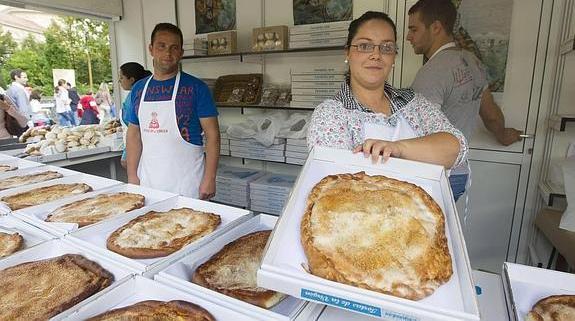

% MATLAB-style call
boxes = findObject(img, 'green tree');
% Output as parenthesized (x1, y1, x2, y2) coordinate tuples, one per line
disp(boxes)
(0, 27, 17, 88)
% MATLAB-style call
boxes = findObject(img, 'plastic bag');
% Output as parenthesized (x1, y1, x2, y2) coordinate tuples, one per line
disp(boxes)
(277, 112, 310, 139)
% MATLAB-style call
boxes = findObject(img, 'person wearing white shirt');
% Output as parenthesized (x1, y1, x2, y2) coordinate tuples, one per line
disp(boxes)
(54, 79, 76, 126)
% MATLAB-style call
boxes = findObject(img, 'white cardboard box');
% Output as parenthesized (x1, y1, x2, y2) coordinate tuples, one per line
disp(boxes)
(0, 173, 120, 215)
(231, 145, 286, 156)
(291, 81, 343, 89)
(289, 21, 350, 35)
(286, 157, 306, 165)
(230, 140, 286, 150)
(0, 164, 78, 181)
(292, 88, 340, 96)
(66, 196, 252, 276)
(290, 30, 348, 42)
(59, 275, 258, 321)
(286, 144, 309, 153)
(0, 215, 54, 255)
(258, 147, 480, 321)
(287, 138, 308, 146)
(502, 262, 575, 321)
(291, 74, 346, 82)
(472, 270, 510, 321)
(0, 157, 43, 172)
(156, 214, 314, 320)
(231, 151, 286, 163)
(0, 238, 136, 321)
(12, 183, 175, 236)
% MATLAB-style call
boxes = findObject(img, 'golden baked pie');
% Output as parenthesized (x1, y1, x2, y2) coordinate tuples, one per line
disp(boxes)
(526, 295, 575, 321)
(0, 232, 23, 257)
(45, 192, 145, 227)
(0, 165, 17, 173)
(0, 170, 63, 190)
(107, 208, 221, 259)
(301, 172, 452, 300)
(86, 300, 216, 321)
(1, 183, 93, 210)
(192, 230, 286, 308)
(0, 254, 114, 321)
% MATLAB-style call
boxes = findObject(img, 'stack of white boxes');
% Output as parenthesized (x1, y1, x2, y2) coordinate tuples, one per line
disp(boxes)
(290, 66, 346, 109)
(212, 166, 265, 208)
(288, 20, 350, 49)
(250, 173, 296, 215)
(203, 128, 230, 156)
(285, 138, 309, 165)
(183, 37, 207, 56)
(229, 138, 286, 163)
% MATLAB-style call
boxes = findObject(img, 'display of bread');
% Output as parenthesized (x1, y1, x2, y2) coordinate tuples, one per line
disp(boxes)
(1, 183, 93, 210)
(0, 164, 17, 173)
(22, 124, 116, 156)
(0, 170, 63, 190)
(45, 192, 145, 227)
(301, 172, 453, 300)
(107, 208, 221, 259)
(0, 232, 23, 257)
(192, 230, 286, 309)
(526, 295, 575, 321)
(0, 254, 114, 321)
(85, 300, 216, 321)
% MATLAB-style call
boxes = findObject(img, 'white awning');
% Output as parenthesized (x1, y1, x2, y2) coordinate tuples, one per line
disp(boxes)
(0, 0, 123, 20)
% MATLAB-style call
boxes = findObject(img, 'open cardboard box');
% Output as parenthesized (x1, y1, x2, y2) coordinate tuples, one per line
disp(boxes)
(66, 195, 252, 276)
(502, 262, 575, 321)
(258, 147, 480, 320)
(0, 215, 55, 255)
(156, 214, 316, 321)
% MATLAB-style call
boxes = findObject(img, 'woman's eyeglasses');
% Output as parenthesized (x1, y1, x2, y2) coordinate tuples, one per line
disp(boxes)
(349, 42, 398, 55)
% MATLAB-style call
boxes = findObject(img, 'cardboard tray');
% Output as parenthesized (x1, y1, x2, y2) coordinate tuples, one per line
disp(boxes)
(0, 215, 55, 257)
(0, 156, 43, 172)
(66, 196, 252, 276)
(155, 214, 314, 320)
(502, 262, 575, 321)
(59, 275, 259, 321)
(0, 173, 120, 215)
(12, 183, 175, 236)
(0, 163, 78, 181)
(258, 147, 480, 321)
(0, 238, 137, 321)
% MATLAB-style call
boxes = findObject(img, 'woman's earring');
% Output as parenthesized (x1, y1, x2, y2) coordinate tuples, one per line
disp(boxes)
(344, 58, 349, 64)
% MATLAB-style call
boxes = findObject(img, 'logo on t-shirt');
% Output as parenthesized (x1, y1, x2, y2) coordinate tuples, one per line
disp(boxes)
(149, 112, 160, 129)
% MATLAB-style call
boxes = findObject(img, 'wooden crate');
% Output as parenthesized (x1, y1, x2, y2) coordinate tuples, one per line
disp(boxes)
(251, 25, 288, 52)
(207, 31, 237, 55)
(214, 74, 263, 106)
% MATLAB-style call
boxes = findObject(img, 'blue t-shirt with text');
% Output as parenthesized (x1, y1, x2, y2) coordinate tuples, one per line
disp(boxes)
(125, 72, 217, 146)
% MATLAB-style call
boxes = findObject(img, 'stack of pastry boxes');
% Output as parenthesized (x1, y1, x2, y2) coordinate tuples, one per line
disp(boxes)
(257, 146, 482, 320)
(289, 20, 350, 49)
(183, 37, 207, 56)
(230, 137, 286, 162)
(203, 128, 230, 156)
(212, 165, 265, 208)
(249, 172, 296, 215)
(285, 138, 309, 165)
(290, 66, 346, 109)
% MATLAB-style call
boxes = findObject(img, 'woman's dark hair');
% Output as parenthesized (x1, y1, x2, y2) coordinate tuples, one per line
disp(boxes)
(151, 23, 183, 48)
(120, 62, 152, 82)
(30, 89, 42, 101)
(408, 0, 456, 36)
(346, 11, 397, 47)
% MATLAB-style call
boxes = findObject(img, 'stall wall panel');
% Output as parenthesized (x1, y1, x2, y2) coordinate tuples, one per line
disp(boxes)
(0, 0, 122, 19)
(141, 0, 177, 70)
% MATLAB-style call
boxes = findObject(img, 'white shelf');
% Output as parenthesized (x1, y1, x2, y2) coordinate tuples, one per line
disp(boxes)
(538, 180, 566, 206)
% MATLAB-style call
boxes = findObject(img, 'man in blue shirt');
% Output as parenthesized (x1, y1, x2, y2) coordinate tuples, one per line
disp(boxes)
(6, 69, 33, 122)
(125, 23, 220, 199)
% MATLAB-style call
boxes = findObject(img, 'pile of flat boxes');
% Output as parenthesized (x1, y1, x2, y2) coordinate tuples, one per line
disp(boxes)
(249, 173, 296, 215)
(288, 20, 350, 50)
(212, 166, 264, 208)
(290, 66, 346, 109)
(285, 138, 309, 165)
(229, 138, 286, 163)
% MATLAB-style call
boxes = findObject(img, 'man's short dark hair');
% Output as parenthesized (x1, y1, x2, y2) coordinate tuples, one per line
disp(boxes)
(151, 23, 183, 48)
(9, 69, 24, 81)
(408, 0, 457, 35)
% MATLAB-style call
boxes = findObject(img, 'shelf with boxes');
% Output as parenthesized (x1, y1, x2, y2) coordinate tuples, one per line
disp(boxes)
(182, 45, 345, 61)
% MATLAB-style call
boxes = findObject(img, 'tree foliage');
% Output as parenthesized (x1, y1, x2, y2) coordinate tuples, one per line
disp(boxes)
(0, 16, 111, 95)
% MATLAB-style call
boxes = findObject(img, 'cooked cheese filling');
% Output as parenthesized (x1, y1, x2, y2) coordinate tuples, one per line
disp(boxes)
(48, 193, 142, 223)
(208, 260, 262, 291)
(114, 211, 214, 249)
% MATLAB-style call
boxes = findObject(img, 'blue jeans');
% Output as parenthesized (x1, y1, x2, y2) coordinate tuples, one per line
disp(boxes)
(58, 111, 76, 126)
(449, 174, 469, 202)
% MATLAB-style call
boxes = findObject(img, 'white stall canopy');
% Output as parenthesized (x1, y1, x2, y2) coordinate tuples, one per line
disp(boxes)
(0, 0, 122, 20)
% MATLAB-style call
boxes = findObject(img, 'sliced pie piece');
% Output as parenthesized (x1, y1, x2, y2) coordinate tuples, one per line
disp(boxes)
(0, 170, 63, 190)
(192, 230, 286, 309)
(45, 192, 145, 227)
(0, 165, 17, 173)
(526, 295, 575, 321)
(0, 254, 114, 321)
(85, 300, 216, 321)
(0, 232, 23, 257)
(1, 183, 92, 210)
(107, 208, 220, 259)
(301, 172, 453, 300)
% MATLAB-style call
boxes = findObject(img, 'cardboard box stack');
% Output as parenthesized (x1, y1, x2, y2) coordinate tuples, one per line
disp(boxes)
(249, 173, 296, 215)
(183, 37, 207, 56)
(229, 138, 286, 162)
(289, 21, 350, 49)
(285, 138, 309, 165)
(203, 127, 229, 156)
(290, 66, 346, 109)
(212, 166, 265, 208)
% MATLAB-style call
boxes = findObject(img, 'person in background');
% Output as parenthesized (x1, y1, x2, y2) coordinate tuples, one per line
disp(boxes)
(54, 79, 76, 126)
(78, 91, 100, 125)
(67, 83, 81, 125)
(125, 22, 220, 199)
(118, 62, 152, 168)
(5, 69, 33, 122)
(0, 86, 29, 139)
(29, 89, 51, 126)
(406, 0, 521, 200)
(95, 82, 113, 124)
(308, 11, 468, 170)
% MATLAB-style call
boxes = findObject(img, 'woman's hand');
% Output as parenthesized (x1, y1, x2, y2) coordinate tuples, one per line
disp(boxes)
(353, 139, 404, 163)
